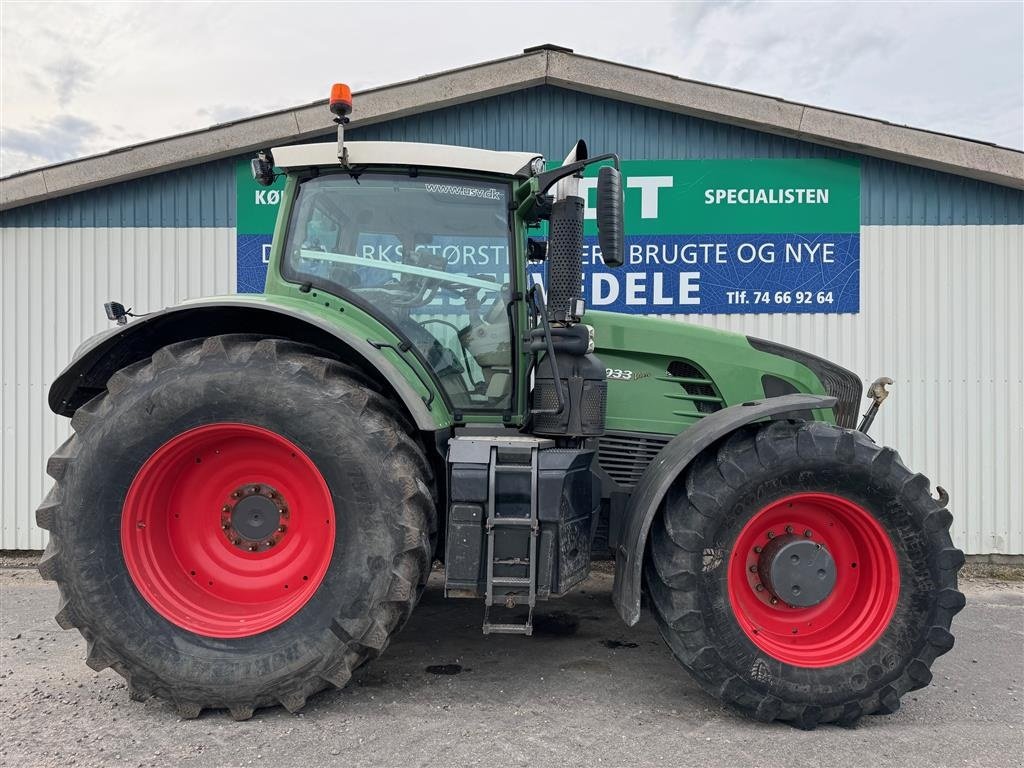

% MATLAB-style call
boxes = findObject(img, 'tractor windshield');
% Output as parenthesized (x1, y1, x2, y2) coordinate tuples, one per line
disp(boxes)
(281, 172, 515, 411)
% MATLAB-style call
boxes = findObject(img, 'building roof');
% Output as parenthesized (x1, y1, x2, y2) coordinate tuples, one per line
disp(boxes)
(3, 44, 1023, 210)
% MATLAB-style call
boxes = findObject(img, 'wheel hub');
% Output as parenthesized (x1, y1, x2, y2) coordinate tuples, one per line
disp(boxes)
(757, 534, 837, 607)
(727, 492, 900, 668)
(122, 423, 335, 638)
(222, 485, 287, 552)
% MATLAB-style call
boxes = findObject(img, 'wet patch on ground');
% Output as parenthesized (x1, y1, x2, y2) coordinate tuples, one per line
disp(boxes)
(601, 639, 639, 649)
(531, 611, 580, 636)
(425, 663, 463, 675)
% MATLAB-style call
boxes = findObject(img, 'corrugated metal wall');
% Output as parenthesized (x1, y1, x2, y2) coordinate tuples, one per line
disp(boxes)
(682, 225, 1023, 555)
(0, 158, 237, 228)
(1, 85, 1022, 553)
(0, 227, 235, 549)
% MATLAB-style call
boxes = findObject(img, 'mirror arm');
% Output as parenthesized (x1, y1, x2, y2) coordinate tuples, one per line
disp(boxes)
(534, 153, 620, 195)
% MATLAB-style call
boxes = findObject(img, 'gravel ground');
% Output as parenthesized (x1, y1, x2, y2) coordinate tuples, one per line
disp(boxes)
(1, 565, 1021, 768)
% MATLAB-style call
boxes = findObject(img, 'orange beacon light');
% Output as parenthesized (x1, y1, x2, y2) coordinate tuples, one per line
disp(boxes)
(329, 84, 352, 118)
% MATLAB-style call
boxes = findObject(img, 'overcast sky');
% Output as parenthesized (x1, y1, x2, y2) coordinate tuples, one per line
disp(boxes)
(1, 1, 1022, 176)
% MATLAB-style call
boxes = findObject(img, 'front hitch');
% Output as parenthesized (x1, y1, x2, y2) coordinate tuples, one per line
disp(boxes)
(857, 376, 894, 435)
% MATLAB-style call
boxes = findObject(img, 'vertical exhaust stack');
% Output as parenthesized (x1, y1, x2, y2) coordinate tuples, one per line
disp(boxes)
(545, 141, 588, 325)
(532, 140, 608, 438)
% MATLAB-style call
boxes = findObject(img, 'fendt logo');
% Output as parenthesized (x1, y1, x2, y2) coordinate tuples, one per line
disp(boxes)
(255, 190, 283, 205)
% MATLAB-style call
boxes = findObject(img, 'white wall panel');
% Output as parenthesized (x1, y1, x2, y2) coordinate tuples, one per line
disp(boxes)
(0, 227, 235, 550)
(675, 225, 1023, 555)
(1, 224, 1021, 554)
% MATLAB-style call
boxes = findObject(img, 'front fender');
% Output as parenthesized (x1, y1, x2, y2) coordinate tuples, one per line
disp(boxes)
(611, 393, 837, 626)
(49, 296, 448, 431)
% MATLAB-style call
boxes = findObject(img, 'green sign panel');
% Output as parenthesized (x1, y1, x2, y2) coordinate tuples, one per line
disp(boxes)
(576, 158, 860, 235)
(236, 161, 286, 234)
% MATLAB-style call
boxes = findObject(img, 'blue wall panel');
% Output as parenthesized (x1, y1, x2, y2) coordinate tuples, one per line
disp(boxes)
(350, 87, 1024, 226)
(1, 157, 236, 228)
(3, 86, 1022, 227)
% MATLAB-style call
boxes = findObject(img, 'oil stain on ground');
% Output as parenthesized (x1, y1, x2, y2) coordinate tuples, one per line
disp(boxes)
(425, 664, 463, 675)
(601, 639, 639, 649)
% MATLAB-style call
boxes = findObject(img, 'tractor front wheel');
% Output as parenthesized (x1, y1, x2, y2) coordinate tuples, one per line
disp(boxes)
(645, 419, 964, 728)
(36, 335, 436, 719)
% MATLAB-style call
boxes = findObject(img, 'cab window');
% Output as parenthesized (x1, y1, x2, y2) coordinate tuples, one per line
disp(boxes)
(282, 173, 515, 411)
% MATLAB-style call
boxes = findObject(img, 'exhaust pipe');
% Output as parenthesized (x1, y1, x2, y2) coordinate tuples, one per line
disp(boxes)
(546, 140, 588, 325)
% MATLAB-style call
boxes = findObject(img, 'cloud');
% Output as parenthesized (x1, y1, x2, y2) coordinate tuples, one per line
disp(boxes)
(1, 114, 102, 171)
(0, 1, 1021, 177)
(44, 56, 96, 103)
(659, 1, 1022, 148)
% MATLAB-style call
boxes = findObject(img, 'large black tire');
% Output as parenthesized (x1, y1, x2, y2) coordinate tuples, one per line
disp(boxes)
(645, 419, 965, 729)
(36, 335, 437, 719)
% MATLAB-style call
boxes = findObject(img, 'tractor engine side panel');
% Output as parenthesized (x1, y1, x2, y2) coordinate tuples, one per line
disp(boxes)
(586, 310, 836, 437)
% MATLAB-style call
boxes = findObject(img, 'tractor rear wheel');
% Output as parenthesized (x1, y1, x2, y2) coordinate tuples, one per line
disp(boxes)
(36, 335, 436, 719)
(645, 419, 964, 729)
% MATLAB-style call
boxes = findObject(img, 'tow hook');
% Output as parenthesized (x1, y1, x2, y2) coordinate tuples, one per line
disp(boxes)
(857, 376, 894, 435)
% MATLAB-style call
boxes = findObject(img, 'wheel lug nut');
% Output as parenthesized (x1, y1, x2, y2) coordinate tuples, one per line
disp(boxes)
(749, 564, 757, 573)
(804, 529, 812, 538)
(251, 486, 260, 494)
(785, 525, 793, 534)
(278, 525, 287, 533)
(770, 597, 779, 605)
(753, 546, 762, 554)
(231, 491, 241, 499)
(766, 531, 775, 539)
(222, 504, 230, 512)
(755, 584, 764, 592)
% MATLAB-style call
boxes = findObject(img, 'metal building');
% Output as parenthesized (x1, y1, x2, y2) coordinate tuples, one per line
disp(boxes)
(2, 46, 1022, 555)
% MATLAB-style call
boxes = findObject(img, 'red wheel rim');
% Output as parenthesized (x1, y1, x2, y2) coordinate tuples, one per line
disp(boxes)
(122, 423, 335, 638)
(727, 492, 899, 667)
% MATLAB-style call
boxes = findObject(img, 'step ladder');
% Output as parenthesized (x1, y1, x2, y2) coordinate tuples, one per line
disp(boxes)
(482, 444, 539, 636)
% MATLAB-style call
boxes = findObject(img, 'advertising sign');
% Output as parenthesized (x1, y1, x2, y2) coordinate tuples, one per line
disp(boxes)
(236, 157, 860, 313)
(235, 162, 285, 293)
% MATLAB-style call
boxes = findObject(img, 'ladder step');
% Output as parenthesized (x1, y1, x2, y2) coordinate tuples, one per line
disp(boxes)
(487, 517, 534, 527)
(491, 576, 531, 586)
(483, 623, 533, 635)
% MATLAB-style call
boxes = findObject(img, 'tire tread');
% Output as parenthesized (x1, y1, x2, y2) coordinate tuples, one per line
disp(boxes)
(36, 334, 438, 720)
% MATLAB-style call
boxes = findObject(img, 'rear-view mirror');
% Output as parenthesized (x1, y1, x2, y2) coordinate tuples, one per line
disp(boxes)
(596, 166, 624, 268)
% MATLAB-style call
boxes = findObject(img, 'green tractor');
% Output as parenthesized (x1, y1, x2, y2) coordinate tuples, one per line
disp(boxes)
(38, 86, 964, 728)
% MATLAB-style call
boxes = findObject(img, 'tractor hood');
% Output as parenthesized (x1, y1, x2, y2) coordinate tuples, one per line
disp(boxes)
(585, 311, 851, 434)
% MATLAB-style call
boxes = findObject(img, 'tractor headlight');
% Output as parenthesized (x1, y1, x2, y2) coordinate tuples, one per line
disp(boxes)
(529, 156, 546, 175)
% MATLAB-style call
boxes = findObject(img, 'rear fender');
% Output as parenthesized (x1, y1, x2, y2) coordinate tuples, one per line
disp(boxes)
(611, 393, 837, 626)
(49, 299, 445, 431)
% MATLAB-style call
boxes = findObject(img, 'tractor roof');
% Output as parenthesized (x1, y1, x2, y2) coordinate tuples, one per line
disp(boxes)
(271, 141, 543, 178)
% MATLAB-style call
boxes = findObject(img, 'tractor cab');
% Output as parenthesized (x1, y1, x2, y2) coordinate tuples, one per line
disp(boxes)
(256, 131, 626, 424)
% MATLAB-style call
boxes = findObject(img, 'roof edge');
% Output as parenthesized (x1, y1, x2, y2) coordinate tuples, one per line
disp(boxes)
(546, 51, 1024, 190)
(3, 47, 1022, 211)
